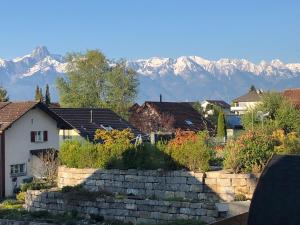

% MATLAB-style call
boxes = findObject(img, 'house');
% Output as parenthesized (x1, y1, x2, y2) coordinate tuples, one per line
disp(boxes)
(129, 101, 215, 135)
(231, 89, 264, 115)
(282, 88, 300, 109)
(225, 114, 243, 138)
(0, 102, 71, 197)
(201, 100, 231, 117)
(51, 108, 142, 143)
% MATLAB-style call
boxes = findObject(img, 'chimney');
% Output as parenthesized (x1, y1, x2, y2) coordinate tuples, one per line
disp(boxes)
(160, 94, 162, 103)
(90, 110, 93, 123)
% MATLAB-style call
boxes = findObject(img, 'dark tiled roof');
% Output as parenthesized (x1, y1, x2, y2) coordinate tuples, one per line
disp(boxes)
(204, 100, 231, 109)
(282, 88, 300, 109)
(0, 102, 70, 132)
(51, 108, 142, 140)
(248, 155, 300, 225)
(233, 90, 264, 103)
(136, 101, 214, 133)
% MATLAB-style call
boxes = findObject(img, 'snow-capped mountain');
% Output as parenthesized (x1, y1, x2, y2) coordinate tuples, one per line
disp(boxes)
(1, 46, 300, 103)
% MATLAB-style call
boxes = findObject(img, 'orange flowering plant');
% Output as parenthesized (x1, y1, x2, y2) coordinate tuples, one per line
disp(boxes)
(224, 130, 275, 173)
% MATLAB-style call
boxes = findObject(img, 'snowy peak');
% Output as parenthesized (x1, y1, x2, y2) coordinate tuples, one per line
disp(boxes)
(131, 56, 300, 78)
(0, 46, 66, 78)
(31, 46, 50, 61)
(1, 46, 300, 103)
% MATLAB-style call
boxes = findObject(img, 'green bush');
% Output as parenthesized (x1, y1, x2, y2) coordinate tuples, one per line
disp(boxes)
(59, 131, 212, 171)
(16, 192, 26, 203)
(224, 130, 275, 173)
(166, 131, 212, 172)
(20, 180, 52, 192)
(234, 194, 247, 201)
(122, 142, 168, 170)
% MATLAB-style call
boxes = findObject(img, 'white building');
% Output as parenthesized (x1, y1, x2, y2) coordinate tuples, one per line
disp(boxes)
(0, 102, 70, 197)
(231, 90, 264, 115)
(201, 100, 231, 117)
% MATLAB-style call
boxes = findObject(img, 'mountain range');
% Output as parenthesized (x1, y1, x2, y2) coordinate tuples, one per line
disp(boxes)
(1, 46, 300, 103)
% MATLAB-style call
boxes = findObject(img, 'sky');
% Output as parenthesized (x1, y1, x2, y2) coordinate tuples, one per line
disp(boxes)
(0, 0, 300, 63)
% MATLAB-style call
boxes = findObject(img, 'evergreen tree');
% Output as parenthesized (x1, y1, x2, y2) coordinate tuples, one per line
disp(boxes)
(249, 85, 256, 91)
(35, 85, 43, 102)
(217, 111, 226, 138)
(39, 88, 43, 102)
(0, 86, 9, 102)
(35, 85, 41, 102)
(45, 84, 51, 105)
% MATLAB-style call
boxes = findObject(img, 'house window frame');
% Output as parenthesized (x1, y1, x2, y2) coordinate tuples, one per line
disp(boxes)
(31, 131, 48, 142)
(10, 163, 26, 177)
(35, 131, 44, 142)
(62, 130, 72, 140)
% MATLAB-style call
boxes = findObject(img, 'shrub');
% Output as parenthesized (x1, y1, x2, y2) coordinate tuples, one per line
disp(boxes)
(16, 192, 26, 203)
(234, 194, 247, 201)
(166, 131, 212, 172)
(20, 180, 52, 192)
(272, 129, 300, 154)
(59, 129, 135, 169)
(122, 142, 168, 170)
(224, 130, 275, 173)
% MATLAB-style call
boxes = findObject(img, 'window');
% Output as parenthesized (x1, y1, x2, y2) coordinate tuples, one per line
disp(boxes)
(31, 131, 48, 142)
(10, 164, 26, 177)
(62, 130, 72, 140)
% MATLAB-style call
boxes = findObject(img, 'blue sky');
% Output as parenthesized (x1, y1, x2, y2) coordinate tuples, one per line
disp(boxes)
(1, 0, 300, 63)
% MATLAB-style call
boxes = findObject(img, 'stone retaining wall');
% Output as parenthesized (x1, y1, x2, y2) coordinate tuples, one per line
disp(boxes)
(0, 220, 51, 225)
(25, 189, 219, 224)
(58, 167, 259, 202)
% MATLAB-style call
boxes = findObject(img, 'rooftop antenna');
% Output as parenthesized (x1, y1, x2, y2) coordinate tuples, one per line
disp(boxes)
(90, 109, 93, 123)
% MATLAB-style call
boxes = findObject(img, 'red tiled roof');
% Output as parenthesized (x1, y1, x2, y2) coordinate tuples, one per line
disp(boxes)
(283, 88, 300, 108)
(0, 101, 70, 132)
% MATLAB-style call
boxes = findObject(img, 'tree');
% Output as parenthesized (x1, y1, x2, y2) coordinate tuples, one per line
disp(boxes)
(217, 111, 226, 138)
(35, 85, 42, 102)
(249, 85, 256, 91)
(0, 86, 9, 102)
(241, 92, 300, 133)
(105, 60, 139, 118)
(39, 88, 43, 102)
(31, 149, 58, 185)
(56, 50, 138, 117)
(45, 84, 51, 106)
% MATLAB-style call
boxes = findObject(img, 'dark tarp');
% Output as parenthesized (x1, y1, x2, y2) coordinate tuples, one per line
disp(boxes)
(247, 154, 300, 225)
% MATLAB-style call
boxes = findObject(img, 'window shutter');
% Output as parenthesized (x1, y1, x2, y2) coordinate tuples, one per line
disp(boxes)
(31, 131, 35, 142)
(44, 131, 48, 142)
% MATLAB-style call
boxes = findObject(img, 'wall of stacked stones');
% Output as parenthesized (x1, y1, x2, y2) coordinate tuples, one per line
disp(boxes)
(25, 189, 219, 224)
(57, 166, 259, 202)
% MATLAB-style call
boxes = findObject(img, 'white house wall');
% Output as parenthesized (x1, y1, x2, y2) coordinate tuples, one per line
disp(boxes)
(4, 108, 59, 196)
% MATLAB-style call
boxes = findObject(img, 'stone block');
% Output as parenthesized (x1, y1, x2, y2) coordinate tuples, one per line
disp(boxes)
(235, 186, 250, 194)
(174, 191, 185, 199)
(125, 203, 137, 210)
(200, 216, 216, 223)
(232, 178, 247, 187)
(180, 207, 191, 214)
(204, 178, 217, 185)
(217, 178, 231, 186)
(217, 186, 235, 194)
(190, 184, 203, 192)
